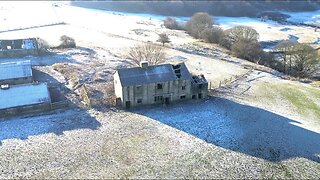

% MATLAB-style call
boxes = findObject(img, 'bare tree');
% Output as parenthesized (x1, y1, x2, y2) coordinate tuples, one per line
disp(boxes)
(273, 40, 296, 75)
(127, 43, 167, 66)
(220, 26, 259, 49)
(157, 33, 171, 46)
(291, 43, 319, 78)
(186, 12, 214, 38)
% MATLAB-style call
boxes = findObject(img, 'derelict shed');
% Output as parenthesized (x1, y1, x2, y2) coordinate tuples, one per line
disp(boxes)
(0, 83, 51, 111)
(0, 60, 33, 85)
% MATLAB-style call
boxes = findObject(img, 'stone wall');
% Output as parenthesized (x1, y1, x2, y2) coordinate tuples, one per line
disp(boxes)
(0, 49, 38, 58)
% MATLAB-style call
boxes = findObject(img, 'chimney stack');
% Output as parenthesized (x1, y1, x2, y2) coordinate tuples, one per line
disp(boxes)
(140, 61, 149, 68)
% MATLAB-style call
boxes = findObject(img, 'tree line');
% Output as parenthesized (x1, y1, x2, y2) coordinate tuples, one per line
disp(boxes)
(71, 1, 320, 18)
(164, 12, 320, 79)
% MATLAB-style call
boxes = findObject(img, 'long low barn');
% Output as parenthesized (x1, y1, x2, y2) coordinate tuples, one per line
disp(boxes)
(0, 60, 33, 85)
(0, 38, 39, 58)
(0, 83, 51, 110)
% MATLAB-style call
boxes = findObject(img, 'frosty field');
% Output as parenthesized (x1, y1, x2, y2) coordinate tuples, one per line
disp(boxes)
(0, 1, 319, 179)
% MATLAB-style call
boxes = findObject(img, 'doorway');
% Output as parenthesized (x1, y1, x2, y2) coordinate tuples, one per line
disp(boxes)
(165, 97, 170, 105)
(125, 101, 131, 108)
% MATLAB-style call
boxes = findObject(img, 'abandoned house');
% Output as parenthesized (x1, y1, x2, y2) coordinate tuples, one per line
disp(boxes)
(0, 38, 38, 58)
(0, 83, 51, 114)
(0, 60, 33, 85)
(114, 61, 208, 108)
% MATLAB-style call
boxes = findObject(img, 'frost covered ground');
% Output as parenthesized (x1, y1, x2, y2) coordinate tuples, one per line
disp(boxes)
(0, 1, 319, 179)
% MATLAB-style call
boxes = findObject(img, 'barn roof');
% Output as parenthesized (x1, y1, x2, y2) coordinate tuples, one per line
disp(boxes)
(0, 83, 51, 110)
(0, 60, 32, 81)
(116, 63, 192, 86)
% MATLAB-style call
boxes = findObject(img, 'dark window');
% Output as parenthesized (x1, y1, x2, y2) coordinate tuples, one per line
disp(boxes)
(157, 83, 163, 90)
(199, 84, 203, 89)
(154, 96, 163, 102)
(192, 95, 196, 99)
(180, 95, 186, 99)
(198, 93, 202, 99)
(136, 85, 142, 93)
(182, 85, 186, 90)
(137, 99, 142, 104)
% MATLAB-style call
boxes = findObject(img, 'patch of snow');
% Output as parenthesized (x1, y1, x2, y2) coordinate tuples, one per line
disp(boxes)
(283, 10, 320, 26)
(0, 2, 62, 32)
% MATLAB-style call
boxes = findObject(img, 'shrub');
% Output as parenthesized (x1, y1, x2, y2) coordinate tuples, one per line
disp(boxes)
(199, 26, 223, 43)
(36, 37, 50, 55)
(164, 17, 178, 29)
(231, 39, 262, 62)
(163, 17, 185, 30)
(59, 35, 76, 48)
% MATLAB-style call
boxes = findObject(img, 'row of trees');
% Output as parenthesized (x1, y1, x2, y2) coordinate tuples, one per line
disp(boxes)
(164, 12, 319, 78)
(165, 12, 262, 62)
(273, 41, 319, 78)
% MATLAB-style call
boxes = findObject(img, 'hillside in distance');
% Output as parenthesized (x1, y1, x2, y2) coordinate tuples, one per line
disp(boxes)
(71, 0, 320, 17)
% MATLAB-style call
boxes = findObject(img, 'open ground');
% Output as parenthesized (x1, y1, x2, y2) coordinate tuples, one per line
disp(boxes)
(0, 2, 319, 179)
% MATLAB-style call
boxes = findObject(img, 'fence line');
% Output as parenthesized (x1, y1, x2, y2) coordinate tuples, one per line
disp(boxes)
(208, 68, 253, 91)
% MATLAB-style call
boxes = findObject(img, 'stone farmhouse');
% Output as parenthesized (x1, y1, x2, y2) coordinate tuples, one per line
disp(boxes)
(114, 62, 208, 108)
(0, 38, 39, 58)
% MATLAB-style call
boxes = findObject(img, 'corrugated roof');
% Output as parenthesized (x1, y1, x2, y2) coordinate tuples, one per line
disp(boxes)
(0, 83, 51, 110)
(0, 60, 32, 81)
(117, 63, 192, 86)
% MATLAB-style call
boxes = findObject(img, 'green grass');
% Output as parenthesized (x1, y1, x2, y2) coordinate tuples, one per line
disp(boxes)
(261, 83, 320, 119)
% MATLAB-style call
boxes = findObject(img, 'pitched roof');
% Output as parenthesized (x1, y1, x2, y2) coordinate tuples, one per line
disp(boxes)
(0, 60, 32, 81)
(117, 63, 192, 86)
(0, 83, 51, 110)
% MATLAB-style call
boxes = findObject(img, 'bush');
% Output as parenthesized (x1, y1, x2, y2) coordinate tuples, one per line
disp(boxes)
(231, 39, 262, 62)
(163, 17, 185, 30)
(199, 26, 223, 43)
(59, 35, 76, 48)
(36, 37, 50, 55)
(186, 12, 214, 38)
(164, 17, 178, 29)
(258, 51, 282, 70)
